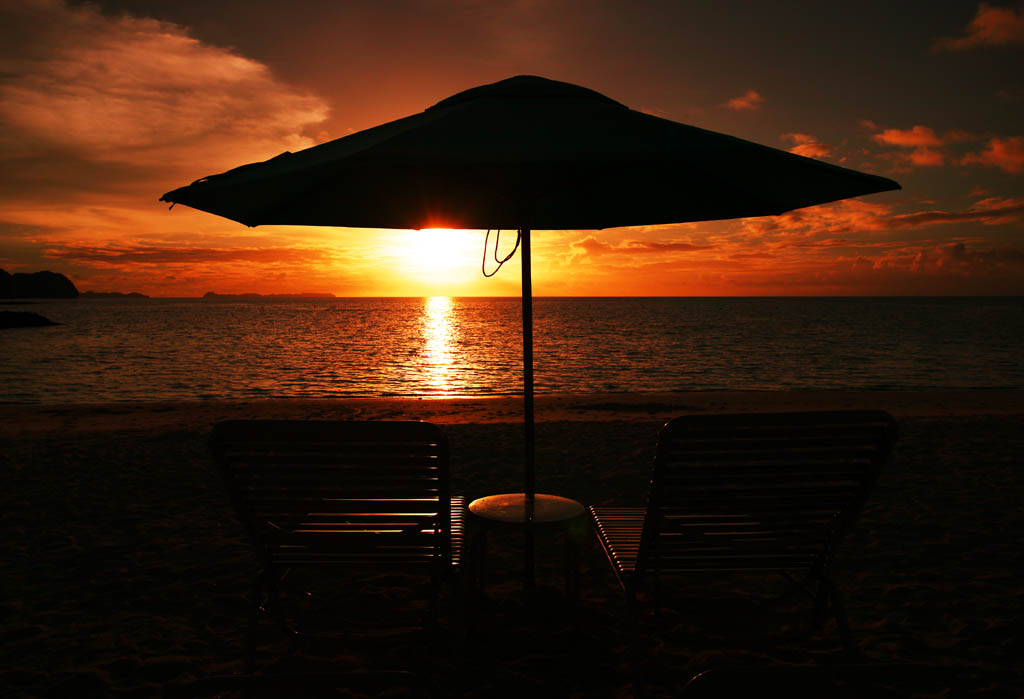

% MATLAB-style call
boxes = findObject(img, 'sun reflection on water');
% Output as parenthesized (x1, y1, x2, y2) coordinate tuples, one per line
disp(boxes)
(422, 296, 457, 395)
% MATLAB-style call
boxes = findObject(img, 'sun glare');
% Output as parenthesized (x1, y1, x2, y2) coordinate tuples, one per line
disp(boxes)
(403, 228, 480, 281)
(422, 296, 456, 394)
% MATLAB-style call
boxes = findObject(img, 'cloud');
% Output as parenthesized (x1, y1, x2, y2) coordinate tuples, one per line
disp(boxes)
(872, 126, 946, 167)
(933, 1, 1024, 50)
(569, 235, 615, 257)
(0, 0, 329, 202)
(734, 197, 1024, 247)
(723, 90, 763, 111)
(628, 240, 714, 253)
(568, 235, 712, 259)
(870, 125, 980, 169)
(961, 136, 1024, 173)
(901, 241, 1024, 273)
(873, 125, 944, 147)
(43, 244, 333, 266)
(729, 252, 777, 259)
(887, 197, 1024, 227)
(781, 133, 832, 158)
(558, 198, 1024, 295)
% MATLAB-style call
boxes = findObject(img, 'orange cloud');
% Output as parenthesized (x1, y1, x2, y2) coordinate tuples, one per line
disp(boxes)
(0, 0, 336, 296)
(890, 241, 1024, 275)
(732, 197, 1024, 251)
(568, 235, 712, 259)
(961, 136, 1024, 173)
(907, 148, 946, 166)
(0, 0, 328, 203)
(934, 1, 1024, 50)
(781, 133, 832, 158)
(887, 197, 1024, 227)
(558, 236, 1024, 296)
(44, 244, 334, 266)
(873, 125, 944, 147)
(629, 240, 715, 253)
(870, 125, 983, 169)
(723, 90, 763, 111)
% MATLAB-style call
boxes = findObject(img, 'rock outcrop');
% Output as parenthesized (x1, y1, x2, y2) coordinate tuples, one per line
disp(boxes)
(0, 311, 59, 328)
(202, 291, 335, 299)
(0, 269, 79, 298)
(80, 291, 149, 298)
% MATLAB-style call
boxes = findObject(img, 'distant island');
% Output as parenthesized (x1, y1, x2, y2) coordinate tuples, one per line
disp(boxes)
(0, 269, 78, 298)
(202, 292, 336, 300)
(80, 291, 150, 299)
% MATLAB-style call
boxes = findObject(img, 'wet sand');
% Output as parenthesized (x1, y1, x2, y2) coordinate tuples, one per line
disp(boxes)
(2, 391, 1022, 696)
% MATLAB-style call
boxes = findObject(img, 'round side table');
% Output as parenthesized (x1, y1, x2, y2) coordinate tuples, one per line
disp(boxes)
(466, 493, 588, 606)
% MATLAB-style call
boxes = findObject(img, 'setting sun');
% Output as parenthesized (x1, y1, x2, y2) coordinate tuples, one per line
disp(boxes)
(402, 228, 480, 280)
(4, 3, 1024, 695)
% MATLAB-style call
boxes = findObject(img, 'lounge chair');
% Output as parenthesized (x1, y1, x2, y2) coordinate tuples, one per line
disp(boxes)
(589, 410, 896, 650)
(210, 419, 464, 669)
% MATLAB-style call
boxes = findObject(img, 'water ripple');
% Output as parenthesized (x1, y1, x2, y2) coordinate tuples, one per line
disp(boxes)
(2, 296, 1022, 402)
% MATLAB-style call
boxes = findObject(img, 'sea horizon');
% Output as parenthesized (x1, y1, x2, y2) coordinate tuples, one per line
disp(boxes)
(4, 296, 1022, 403)
(62, 293, 1024, 299)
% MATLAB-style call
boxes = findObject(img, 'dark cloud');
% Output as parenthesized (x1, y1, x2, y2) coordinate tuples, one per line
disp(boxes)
(886, 198, 1024, 228)
(44, 244, 332, 265)
(628, 240, 714, 253)
(568, 235, 713, 258)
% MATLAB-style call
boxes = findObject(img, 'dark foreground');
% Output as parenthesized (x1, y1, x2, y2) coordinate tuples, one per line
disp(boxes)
(2, 393, 1022, 697)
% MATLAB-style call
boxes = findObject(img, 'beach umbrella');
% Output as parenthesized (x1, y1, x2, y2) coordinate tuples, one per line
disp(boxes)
(161, 75, 899, 580)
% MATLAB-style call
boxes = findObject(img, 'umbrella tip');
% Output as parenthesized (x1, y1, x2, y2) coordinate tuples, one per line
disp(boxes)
(428, 75, 625, 111)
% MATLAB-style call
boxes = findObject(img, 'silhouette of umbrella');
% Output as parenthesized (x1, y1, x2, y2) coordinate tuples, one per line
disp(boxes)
(162, 75, 899, 581)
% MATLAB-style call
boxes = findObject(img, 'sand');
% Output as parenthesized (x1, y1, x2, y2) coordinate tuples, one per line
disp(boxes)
(2, 391, 1022, 697)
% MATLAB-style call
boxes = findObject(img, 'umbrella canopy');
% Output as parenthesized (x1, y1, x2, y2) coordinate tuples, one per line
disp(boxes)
(162, 76, 899, 579)
(161, 75, 898, 232)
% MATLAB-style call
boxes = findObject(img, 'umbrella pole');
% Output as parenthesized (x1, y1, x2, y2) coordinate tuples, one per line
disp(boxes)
(521, 226, 536, 591)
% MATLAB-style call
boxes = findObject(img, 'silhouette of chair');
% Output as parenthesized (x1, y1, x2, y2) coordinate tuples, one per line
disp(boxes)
(210, 419, 464, 670)
(589, 410, 896, 650)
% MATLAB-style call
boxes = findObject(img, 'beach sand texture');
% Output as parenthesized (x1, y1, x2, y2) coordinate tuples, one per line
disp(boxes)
(2, 391, 1022, 696)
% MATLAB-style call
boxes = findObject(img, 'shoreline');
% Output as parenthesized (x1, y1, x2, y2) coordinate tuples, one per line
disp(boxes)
(2, 389, 1022, 438)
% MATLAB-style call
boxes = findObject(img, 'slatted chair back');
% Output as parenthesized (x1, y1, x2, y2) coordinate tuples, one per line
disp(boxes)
(637, 410, 896, 577)
(210, 420, 460, 573)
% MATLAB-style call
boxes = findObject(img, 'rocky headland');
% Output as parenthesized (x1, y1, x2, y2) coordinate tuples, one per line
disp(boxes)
(202, 291, 335, 299)
(0, 269, 78, 298)
(0, 310, 60, 329)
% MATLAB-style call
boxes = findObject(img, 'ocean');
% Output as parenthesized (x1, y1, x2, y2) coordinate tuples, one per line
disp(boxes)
(3, 296, 1022, 402)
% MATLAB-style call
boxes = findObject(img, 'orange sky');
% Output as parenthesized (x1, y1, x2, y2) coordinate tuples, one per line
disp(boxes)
(1, 0, 1022, 296)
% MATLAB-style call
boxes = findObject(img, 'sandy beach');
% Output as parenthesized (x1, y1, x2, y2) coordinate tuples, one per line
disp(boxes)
(2, 390, 1022, 696)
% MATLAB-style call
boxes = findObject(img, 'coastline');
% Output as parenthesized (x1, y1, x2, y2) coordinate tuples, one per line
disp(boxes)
(2, 389, 1021, 438)
(3, 390, 1023, 696)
